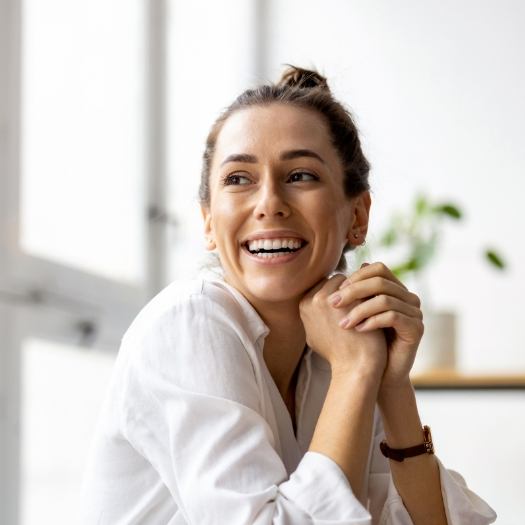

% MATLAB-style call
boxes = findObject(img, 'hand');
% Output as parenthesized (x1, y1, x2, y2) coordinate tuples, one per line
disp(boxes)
(327, 262, 424, 388)
(299, 273, 387, 380)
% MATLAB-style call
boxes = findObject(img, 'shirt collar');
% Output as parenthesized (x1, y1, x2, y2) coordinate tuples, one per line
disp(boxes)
(208, 278, 271, 343)
(207, 278, 316, 366)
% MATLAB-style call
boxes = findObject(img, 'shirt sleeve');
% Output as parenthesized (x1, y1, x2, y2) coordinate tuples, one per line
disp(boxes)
(120, 293, 372, 524)
(366, 409, 497, 525)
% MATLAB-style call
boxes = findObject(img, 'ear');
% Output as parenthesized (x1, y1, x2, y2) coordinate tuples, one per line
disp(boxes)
(200, 205, 216, 251)
(347, 191, 371, 245)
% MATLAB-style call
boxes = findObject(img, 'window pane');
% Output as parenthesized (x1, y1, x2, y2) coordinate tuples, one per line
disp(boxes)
(20, 0, 146, 284)
(20, 338, 115, 525)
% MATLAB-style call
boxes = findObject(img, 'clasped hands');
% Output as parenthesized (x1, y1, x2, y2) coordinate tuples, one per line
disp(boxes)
(298, 262, 424, 389)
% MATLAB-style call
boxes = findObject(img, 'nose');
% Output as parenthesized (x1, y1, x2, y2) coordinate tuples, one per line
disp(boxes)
(253, 177, 291, 219)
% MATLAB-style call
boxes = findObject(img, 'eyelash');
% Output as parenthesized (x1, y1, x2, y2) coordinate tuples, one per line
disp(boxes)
(222, 171, 319, 186)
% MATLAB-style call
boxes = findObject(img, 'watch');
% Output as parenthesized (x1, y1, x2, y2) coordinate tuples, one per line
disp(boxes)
(380, 425, 435, 462)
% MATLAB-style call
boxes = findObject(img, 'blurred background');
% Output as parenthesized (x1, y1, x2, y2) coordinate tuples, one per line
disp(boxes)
(1, 0, 524, 523)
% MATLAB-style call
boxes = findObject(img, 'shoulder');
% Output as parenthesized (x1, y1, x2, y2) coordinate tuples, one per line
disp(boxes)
(117, 278, 267, 405)
(122, 278, 264, 346)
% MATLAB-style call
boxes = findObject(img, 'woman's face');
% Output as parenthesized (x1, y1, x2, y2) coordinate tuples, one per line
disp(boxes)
(201, 103, 370, 305)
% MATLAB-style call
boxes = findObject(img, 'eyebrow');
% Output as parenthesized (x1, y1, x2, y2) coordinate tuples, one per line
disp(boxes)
(220, 149, 326, 167)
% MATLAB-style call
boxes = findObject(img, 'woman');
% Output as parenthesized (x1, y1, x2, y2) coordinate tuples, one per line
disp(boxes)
(81, 67, 497, 524)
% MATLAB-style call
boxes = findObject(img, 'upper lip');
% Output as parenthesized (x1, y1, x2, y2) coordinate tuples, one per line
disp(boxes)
(242, 230, 308, 245)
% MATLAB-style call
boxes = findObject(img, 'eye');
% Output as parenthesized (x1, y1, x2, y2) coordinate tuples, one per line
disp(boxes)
(222, 173, 252, 186)
(287, 171, 319, 183)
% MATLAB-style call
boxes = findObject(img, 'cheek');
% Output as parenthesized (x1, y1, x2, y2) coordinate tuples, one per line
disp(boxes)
(211, 199, 247, 239)
(312, 204, 351, 249)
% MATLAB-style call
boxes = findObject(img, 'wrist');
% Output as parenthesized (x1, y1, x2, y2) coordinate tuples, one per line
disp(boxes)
(330, 360, 384, 386)
(378, 376, 413, 400)
(377, 380, 424, 448)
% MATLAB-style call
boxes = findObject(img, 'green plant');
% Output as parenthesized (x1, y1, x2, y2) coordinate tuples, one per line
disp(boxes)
(357, 193, 506, 280)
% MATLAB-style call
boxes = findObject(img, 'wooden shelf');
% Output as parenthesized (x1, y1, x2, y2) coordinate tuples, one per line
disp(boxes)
(410, 369, 525, 390)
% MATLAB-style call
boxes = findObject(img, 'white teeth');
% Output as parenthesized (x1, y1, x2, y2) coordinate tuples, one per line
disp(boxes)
(255, 252, 290, 259)
(247, 238, 304, 251)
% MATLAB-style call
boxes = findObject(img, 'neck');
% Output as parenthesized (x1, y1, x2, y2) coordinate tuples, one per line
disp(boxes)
(257, 299, 307, 398)
(222, 275, 308, 398)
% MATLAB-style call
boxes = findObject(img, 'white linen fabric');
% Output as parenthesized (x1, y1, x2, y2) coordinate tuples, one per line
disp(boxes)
(80, 278, 497, 524)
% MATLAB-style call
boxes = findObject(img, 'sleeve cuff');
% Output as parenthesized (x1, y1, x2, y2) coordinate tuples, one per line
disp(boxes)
(435, 456, 497, 525)
(382, 456, 497, 525)
(279, 451, 372, 524)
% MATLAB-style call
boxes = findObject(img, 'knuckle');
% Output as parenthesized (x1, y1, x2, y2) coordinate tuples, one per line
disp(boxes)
(387, 310, 399, 323)
(371, 276, 383, 288)
(376, 261, 388, 273)
(414, 319, 425, 337)
(311, 293, 324, 307)
(380, 276, 390, 287)
(349, 303, 362, 318)
(410, 292, 421, 307)
(331, 273, 347, 286)
(378, 294, 390, 307)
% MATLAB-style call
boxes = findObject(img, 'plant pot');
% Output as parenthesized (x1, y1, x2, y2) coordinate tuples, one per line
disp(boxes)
(411, 309, 457, 374)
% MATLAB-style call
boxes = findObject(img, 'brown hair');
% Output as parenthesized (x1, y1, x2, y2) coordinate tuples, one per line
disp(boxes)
(199, 65, 370, 272)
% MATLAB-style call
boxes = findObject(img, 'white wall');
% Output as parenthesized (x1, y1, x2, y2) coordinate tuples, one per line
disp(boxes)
(416, 389, 524, 524)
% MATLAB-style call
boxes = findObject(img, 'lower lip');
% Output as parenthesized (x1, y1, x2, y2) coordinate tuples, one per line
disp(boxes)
(241, 244, 307, 265)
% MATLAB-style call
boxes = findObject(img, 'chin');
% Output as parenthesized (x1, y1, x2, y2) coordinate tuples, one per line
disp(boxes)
(238, 276, 304, 304)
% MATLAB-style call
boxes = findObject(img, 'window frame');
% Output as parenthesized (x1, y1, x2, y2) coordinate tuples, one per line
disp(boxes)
(0, 0, 169, 522)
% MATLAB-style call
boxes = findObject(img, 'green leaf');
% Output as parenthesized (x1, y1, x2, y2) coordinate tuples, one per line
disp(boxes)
(485, 249, 506, 269)
(415, 195, 428, 216)
(433, 203, 462, 220)
(380, 228, 397, 246)
(412, 240, 435, 268)
(391, 257, 422, 278)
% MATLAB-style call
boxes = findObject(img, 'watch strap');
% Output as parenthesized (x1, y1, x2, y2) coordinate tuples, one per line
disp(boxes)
(380, 425, 434, 462)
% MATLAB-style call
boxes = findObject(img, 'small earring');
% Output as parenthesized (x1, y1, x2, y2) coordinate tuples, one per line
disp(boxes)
(353, 233, 359, 239)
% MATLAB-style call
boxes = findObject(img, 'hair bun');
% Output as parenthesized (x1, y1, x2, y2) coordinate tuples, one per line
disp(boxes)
(277, 65, 329, 91)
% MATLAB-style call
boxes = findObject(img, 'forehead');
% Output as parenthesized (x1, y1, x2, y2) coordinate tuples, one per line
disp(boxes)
(212, 103, 339, 167)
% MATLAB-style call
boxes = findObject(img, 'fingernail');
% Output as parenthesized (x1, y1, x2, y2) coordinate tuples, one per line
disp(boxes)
(328, 294, 341, 306)
(339, 317, 350, 329)
(361, 262, 370, 268)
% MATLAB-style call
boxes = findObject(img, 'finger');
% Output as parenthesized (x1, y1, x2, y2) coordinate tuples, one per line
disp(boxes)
(310, 274, 346, 300)
(352, 310, 424, 342)
(339, 295, 423, 329)
(339, 261, 408, 292)
(303, 272, 346, 299)
(330, 276, 421, 309)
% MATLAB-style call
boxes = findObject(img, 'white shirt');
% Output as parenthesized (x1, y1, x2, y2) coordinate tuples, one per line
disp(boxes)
(80, 278, 497, 524)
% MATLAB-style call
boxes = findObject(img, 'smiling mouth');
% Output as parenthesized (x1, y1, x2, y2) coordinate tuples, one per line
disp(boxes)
(242, 240, 308, 257)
